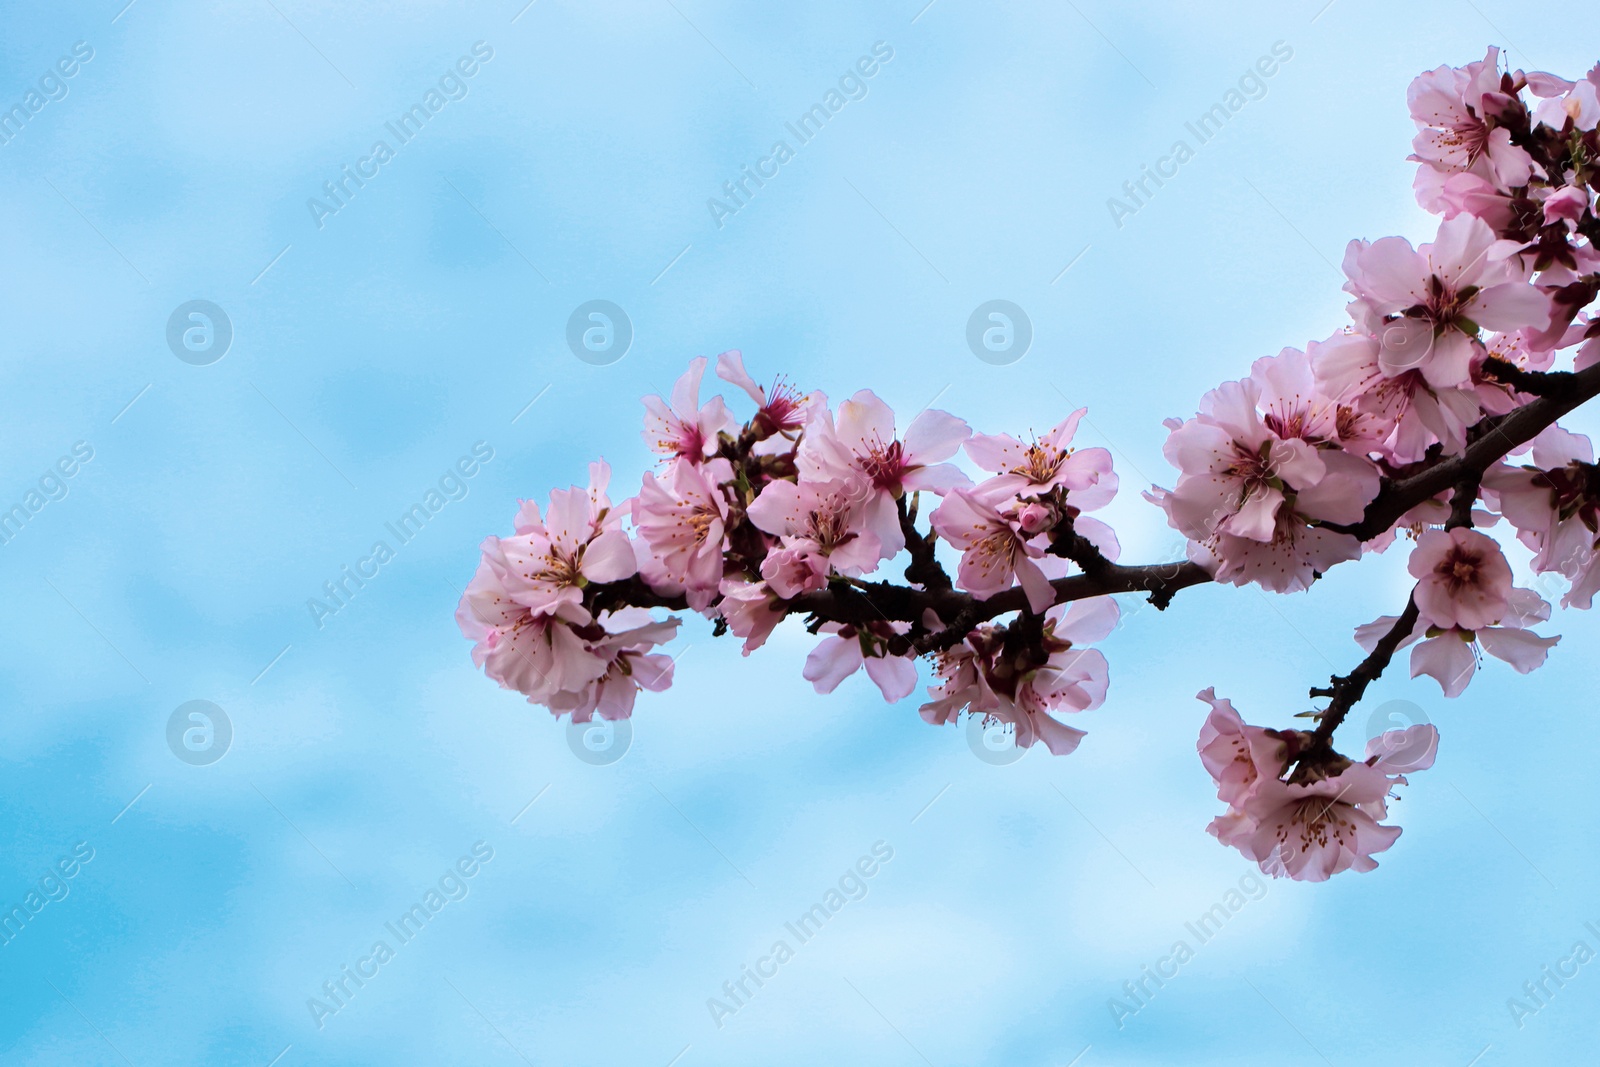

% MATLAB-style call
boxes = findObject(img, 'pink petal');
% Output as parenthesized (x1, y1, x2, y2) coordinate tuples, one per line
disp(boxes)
(802, 635, 862, 694)
(1410, 633, 1477, 697)
(1365, 724, 1439, 773)
(1471, 283, 1552, 333)
(864, 655, 918, 703)
(745, 479, 802, 536)
(1031, 715, 1087, 756)
(582, 530, 638, 583)
(903, 408, 971, 463)
(714, 349, 763, 405)
(963, 432, 1023, 474)
(670, 357, 708, 418)
(1056, 596, 1119, 645)
(1016, 557, 1057, 614)
(1477, 626, 1560, 673)
(1073, 516, 1121, 561)
(835, 390, 897, 453)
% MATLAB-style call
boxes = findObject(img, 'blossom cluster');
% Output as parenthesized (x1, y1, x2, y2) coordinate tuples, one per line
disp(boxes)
(460, 48, 1600, 882)
(457, 351, 1124, 751)
(1169, 49, 1598, 878)
(1198, 691, 1439, 882)
(1152, 49, 1599, 597)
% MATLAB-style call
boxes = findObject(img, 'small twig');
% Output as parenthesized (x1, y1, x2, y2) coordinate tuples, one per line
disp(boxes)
(1308, 593, 1421, 747)
(1046, 513, 1114, 579)
(1446, 472, 1481, 530)
(914, 603, 979, 655)
(898, 494, 951, 592)
(1480, 357, 1572, 398)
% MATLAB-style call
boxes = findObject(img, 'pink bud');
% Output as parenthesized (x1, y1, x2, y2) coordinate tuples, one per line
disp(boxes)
(1017, 502, 1054, 535)
(1542, 185, 1589, 225)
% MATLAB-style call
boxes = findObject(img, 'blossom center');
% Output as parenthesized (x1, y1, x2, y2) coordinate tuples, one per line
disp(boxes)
(1276, 797, 1357, 854)
(1009, 442, 1066, 484)
(1224, 441, 1283, 499)
(686, 506, 718, 542)
(758, 379, 805, 433)
(805, 502, 855, 553)
(1438, 548, 1483, 591)
(860, 438, 907, 490)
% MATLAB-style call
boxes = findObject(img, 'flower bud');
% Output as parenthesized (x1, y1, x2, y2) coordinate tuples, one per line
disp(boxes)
(1017, 502, 1055, 535)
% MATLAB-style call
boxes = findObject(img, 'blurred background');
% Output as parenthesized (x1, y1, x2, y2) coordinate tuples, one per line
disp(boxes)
(1, 1, 1596, 1063)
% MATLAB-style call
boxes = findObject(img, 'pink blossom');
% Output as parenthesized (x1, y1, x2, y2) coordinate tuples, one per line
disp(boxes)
(1408, 48, 1536, 190)
(549, 610, 681, 722)
(964, 409, 1117, 506)
(919, 638, 998, 730)
(1234, 763, 1403, 881)
(456, 555, 610, 704)
(1482, 426, 1600, 608)
(1251, 346, 1343, 446)
(803, 621, 917, 702)
(930, 487, 1056, 612)
(633, 457, 734, 611)
(1313, 327, 1483, 463)
(797, 390, 971, 559)
(1198, 690, 1430, 880)
(1157, 379, 1324, 543)
(715, 578, 786, 653)
(459, 539, 683, 717)
(1151, 369, 1379, 592)
(1196, 689, 1289, 807)
(919, 598, 1118, 756)
(745, 476, 882, 598)
(495, 463, 637, 622)
(715, 350, 819, 442)
(1341, 215, 1550, 388)
(1407, 527, 1514, 630)
(643, 357, 735, 464)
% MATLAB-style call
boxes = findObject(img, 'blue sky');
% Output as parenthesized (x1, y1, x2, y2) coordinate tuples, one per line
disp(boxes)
(3, 1, 1598, 1064)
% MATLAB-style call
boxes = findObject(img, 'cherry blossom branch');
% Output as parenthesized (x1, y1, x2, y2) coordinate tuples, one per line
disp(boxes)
(590, 368, 1599, 645)
(459, 48, 1600, 883)
(591, 366, 1600, 637)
